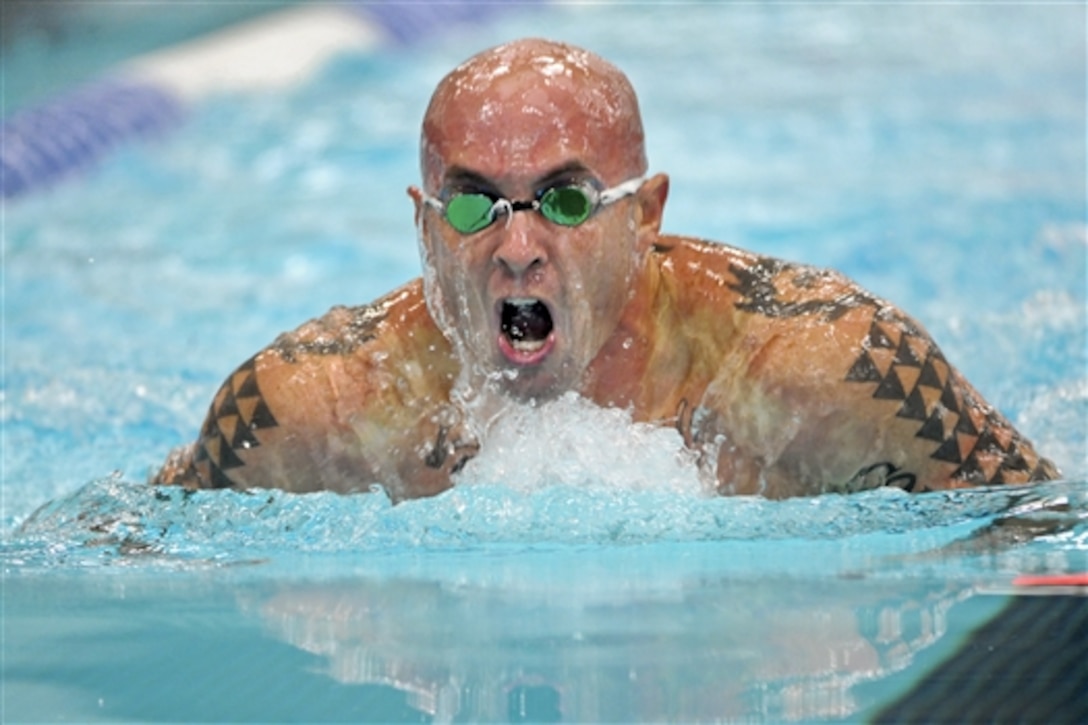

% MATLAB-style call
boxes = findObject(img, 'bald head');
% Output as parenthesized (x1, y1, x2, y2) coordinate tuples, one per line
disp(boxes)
(420, 38, 647, 192)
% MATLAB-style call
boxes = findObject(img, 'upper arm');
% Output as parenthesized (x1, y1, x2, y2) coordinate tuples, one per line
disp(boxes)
(152, 351, 353, 493)
(152, 292, 470, 501)
(822, 304, 1057, 492)
(701, 264, 1058, 496)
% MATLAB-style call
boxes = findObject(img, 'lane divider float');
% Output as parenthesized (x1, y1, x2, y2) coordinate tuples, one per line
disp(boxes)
(2, 1, 544, 199)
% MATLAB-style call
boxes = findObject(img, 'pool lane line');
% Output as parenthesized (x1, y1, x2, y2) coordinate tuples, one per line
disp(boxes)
(2, 79, 186, 199)
(1, 1, 547, 200)
(1013, 573, 1088, 588)
(976, 572, 1088, 597)
(353, 1, 548, 47)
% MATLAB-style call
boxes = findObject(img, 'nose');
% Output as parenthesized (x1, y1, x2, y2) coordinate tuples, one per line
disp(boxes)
(493, 211, 547, 279)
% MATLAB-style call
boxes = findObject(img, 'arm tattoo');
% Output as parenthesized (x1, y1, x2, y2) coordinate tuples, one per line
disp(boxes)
(844, 316, 1051, 487)
(194, 356, 279, 488)
(845, 461, 918, 492)
(728, 255, 1054, 488)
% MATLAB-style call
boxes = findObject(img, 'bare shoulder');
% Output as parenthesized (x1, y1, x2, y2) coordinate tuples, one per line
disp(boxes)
(660, 234, 865, 313)
(657, 235, 1059, 495)
(152, 280, 470, 500)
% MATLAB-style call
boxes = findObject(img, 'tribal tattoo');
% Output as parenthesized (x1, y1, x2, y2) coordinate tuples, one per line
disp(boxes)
(193, 356, 278, 488)
(728, 258, 884, 323)
(844, 317, 1053, 487)
(271, 303, 388, 362)
(728, 255, 1056, 488)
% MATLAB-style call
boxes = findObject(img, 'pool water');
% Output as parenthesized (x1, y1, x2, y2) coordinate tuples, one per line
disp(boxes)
(4, 3, 1087, 722)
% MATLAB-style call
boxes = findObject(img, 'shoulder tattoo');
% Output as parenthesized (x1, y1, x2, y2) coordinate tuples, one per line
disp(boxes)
(193, 356, 279, 488)
(270, 303, 388, 363)
(728, 258, 883, 322)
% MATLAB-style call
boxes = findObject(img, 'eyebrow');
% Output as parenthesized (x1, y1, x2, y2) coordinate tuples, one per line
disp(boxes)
(442, 167, 497, 192)
(536, 162, 595, 188)
(441, 162, 596, 194)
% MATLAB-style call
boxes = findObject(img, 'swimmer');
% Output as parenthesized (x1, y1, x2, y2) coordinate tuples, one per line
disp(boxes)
(153, 38, 1059, 502)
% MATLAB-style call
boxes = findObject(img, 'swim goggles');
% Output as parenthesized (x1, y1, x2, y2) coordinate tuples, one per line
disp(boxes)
(423, 176, 645, 234)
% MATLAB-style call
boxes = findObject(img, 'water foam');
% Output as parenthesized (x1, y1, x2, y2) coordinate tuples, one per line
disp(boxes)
(454, 391, 705, 495)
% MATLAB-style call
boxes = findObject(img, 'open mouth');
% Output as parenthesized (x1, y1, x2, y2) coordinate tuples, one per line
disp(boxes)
(500, 297, 555, 358)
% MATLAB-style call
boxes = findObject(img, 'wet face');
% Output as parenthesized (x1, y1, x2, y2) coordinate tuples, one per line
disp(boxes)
(411, 40, 655, 403)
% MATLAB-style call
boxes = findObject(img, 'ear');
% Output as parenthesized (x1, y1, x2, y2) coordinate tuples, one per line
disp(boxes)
(407, 186, 425, 227)
(635, 173, 669, 250)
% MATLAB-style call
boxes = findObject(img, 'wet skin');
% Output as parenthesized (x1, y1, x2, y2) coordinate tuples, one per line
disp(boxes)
(410, 39, 660, 404)
(153, 39, 1059, 502)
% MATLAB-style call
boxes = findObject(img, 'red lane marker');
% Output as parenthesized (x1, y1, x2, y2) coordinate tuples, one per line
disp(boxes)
(1013, 573, 1088, 587)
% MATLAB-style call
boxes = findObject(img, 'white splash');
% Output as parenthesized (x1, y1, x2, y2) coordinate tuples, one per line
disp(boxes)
(455, 392, 706, 495)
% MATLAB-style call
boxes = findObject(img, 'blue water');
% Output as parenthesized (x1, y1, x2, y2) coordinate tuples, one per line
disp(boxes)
(4, 3, 1087, 722)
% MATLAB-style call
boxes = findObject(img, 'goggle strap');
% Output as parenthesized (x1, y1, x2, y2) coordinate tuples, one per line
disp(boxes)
(599, 176, 647, 206)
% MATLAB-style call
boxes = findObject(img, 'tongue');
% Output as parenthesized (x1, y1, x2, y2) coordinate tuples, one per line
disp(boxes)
(502, 300, 553, 346)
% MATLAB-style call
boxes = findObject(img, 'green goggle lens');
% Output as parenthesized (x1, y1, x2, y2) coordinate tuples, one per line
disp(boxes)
(445, 193, 498, 234)
(441, 185, 596, 233)
(539, 186, 593, 226)
(428, 176, 642, 235)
